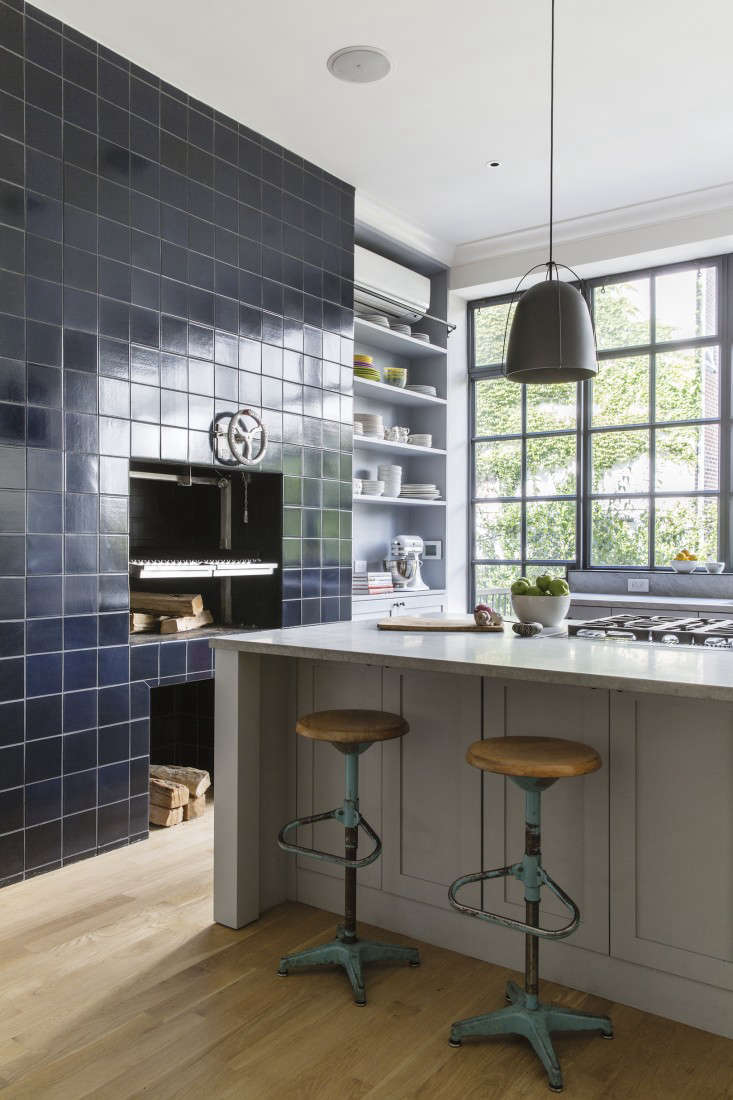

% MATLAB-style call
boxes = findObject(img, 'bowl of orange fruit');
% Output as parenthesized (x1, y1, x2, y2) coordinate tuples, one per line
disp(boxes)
(670, 549, 701, 573)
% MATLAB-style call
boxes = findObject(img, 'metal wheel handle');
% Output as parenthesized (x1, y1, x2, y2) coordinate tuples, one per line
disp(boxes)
(227, 408, 268, 466)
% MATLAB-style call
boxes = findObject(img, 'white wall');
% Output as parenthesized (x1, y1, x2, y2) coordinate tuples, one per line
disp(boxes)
(444, 292, 469, 611)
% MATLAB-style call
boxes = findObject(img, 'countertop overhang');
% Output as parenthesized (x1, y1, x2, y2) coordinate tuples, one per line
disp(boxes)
(210, 620, 733, 703)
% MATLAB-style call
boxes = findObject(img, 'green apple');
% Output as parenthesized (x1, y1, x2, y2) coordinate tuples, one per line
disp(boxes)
(536, 574, 553, 592)
(548, 578, 570, 596)
(525, 585, 542, 596)
(511, 579, 530, 595)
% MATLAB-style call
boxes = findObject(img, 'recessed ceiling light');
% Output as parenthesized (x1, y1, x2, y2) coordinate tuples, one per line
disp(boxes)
(327, 46, 391, 84)
(486, 160, 500, 168)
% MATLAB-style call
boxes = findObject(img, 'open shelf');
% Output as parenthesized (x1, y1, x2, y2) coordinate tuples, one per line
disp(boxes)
(355, 318, 447, 359)
(354, 436, 446, 458)
(353, 376, 446, 407)
(353, 495, 446, 507)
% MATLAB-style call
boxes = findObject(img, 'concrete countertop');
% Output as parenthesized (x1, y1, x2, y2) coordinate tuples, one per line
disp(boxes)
(210, 618, 733, 703)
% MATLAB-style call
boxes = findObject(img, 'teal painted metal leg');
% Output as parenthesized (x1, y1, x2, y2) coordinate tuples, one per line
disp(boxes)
(448, 781, 612, 1092)
(278, 743, 419, 1004)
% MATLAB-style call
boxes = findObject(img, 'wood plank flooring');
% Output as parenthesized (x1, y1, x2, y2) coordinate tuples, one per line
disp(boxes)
(1, 809, 731, 1098)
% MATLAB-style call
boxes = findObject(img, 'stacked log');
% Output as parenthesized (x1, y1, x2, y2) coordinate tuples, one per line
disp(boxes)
(149, 766, 210, 827)
(130, 593, 213, 635)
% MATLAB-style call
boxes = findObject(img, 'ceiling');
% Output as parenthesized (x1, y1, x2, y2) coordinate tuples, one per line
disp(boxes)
(38, 0, 733, 252)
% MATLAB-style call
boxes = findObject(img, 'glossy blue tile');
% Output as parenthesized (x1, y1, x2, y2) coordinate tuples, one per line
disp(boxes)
(0, 785, 23, 835)
(26, 693, 61, 741)
(98, 576, 128, 613)
(25, 777, 61, 826)
(62, 808, 96, 856)
(27, 535, 63, 575)
(63, 731, 97, 776)
(63, 577, 97, 617)
(26, 652, 62, 697)
(25, 818, 61, 869)
(63, 648, 97, 691)
(0, 656, 23, 702)
(99, 683, 129, 726)
(98, 644, 128, 686)
(26, 617, 63, 654)
(27, 491, 63, 533)
(65, 492, 98, 533)
(98, 760, 128, 805)
(130, 643, 158, 682)
(64, 535, 97, 574)
(0, 621, 24, 659)
(99, 722, 129, 765)
(62, 688, 97, 733)
(25, 736, 62, 783)
(98, 798, 128, 845)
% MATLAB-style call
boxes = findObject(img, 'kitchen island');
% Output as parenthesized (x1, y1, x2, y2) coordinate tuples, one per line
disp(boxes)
(210, 619, 733, 1038)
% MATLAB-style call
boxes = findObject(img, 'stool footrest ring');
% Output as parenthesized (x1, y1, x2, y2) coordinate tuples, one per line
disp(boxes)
(448, 862, 580, 939)
(278, 809, 382, 869)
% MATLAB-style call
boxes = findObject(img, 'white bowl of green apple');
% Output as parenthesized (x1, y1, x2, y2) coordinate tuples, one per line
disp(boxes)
(510, 574, 571, 628)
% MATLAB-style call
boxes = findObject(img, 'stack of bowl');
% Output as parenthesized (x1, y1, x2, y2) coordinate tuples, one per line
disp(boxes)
(377, 464, 402, 499)
(409, 433, 432, 448)
(354, 412, 384, 439)
(383, 366, 407, 388)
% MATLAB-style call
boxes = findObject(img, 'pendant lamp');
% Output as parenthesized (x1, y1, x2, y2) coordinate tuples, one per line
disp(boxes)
(504, 0, 597, 385)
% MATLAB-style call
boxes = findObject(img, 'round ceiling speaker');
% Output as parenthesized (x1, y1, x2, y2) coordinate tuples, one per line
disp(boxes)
(327, 46, 391, 83)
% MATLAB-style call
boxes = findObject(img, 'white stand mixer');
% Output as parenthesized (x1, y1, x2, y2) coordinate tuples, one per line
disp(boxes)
(383, 535, 429, 590)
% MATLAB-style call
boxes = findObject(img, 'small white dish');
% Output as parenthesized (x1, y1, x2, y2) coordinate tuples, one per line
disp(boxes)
(512, 593, 571, 628)
(669, 559, 699, 573)
(706, 561, 725, 574)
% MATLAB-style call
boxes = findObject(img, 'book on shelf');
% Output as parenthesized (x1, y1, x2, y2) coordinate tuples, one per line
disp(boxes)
(352, 570, 394, 595)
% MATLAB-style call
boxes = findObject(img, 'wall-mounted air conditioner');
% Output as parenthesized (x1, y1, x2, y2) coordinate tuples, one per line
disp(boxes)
(354, 245, 431, 323)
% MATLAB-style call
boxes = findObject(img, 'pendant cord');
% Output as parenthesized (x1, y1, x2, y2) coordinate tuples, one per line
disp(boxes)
(548, 0, 555, 271)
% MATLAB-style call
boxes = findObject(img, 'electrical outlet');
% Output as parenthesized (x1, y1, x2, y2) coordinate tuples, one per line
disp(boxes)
(628, 578, 650, 593)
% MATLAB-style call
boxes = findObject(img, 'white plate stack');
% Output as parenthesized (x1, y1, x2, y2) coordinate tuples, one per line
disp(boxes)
(359, 312, 390, 328)
(406, 384, 438, 397)
(400, 483, 441, 501)
(354, 412, 384, 439)
(377, 464, 402, 499)
(411, 332, 431, 344)
(361, 479, 385, 497)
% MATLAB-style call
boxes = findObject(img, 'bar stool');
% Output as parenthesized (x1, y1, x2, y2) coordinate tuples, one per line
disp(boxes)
(277, 709, 420, 1004)
(448, 736, 612, 1093)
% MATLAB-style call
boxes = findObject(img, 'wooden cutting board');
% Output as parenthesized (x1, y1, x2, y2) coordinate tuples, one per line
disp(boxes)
(377, 615, 503, 633)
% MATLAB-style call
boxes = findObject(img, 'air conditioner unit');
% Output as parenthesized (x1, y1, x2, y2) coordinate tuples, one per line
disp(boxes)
(354, 245, 431, 323)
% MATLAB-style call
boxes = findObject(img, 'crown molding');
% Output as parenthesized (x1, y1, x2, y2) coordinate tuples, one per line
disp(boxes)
(453, 182, 733, 268)
(355, 192, 455, 269)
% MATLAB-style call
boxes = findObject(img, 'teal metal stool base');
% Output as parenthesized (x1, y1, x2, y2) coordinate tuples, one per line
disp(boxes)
(449, 980, 612, 1092)
(448, 775, 612, 1092)
(278, 737, 420, 1005)
(278, 926, 419, 1005)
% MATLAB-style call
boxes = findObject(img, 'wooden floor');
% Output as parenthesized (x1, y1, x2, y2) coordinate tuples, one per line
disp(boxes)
(1, 811, 731, 1099)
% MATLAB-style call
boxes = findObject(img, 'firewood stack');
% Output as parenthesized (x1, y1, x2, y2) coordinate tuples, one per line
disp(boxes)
(149, 765, 211, 827)
(130, 592, 214, 635)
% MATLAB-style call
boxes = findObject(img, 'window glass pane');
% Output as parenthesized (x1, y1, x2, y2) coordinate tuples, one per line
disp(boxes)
(474, 376, 522, 436)
(526, 500, 576, 560)
(526, 381, 576, 432)
(473, 301, 515, 365)
(655, 266, 717, 342)
(592, 430, 650, 493)
(475, 439, 522, 497)
(526, 435, 576, 496)
(654, 496, 718, 566)
(593, 277, 650, 350)
(591, 356, 649, 427)
(592, 498, 649, 566)
(655, 425, 719, 492)
(655, 347, 719, 422)
(474, 563, 518, 597)
(475, 502, 521, 560)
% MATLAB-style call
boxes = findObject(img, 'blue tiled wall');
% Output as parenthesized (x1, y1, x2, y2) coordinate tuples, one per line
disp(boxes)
(0, 0, 355, 885)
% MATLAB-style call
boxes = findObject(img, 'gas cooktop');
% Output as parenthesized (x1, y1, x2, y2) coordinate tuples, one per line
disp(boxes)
(568, 614, 733, 649)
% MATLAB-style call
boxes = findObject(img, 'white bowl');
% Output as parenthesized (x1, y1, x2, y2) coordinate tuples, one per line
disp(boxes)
(511, 593, 571, 628)
(669, 559, 699, 573)
(706, 561, 725, 574)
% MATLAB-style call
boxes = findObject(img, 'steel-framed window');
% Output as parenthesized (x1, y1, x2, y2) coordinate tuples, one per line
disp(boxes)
(469, 255, 733, 606)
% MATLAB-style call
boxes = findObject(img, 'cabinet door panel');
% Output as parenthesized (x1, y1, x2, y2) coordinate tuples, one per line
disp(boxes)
(482, 680, 610, 954)
(295, 660, 383, 888)
(611, 693, 733, 989)
(381, 669, 482, 909)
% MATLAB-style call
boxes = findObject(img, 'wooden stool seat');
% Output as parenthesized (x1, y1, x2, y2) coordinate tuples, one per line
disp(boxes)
(296, 709, 409, 745)
(466, 735, 601, 778)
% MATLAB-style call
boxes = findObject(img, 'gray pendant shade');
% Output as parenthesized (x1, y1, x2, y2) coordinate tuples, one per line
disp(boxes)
(504, 278, 598, 384)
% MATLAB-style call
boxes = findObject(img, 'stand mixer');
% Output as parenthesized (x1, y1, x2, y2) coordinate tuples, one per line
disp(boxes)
(384, 535, 429, 590)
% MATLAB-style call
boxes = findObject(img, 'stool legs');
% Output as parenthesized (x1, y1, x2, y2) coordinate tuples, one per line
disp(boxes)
(449, 782, 611, 1092)
(278, 747, 419, 1004)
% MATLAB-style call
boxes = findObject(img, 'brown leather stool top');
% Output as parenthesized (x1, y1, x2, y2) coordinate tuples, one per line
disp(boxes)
(466, 735, 601, 778)
(296, 709, 409, 745)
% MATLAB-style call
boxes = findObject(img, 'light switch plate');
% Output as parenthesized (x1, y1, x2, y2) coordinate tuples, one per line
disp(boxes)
(628, 578, 650, 592)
